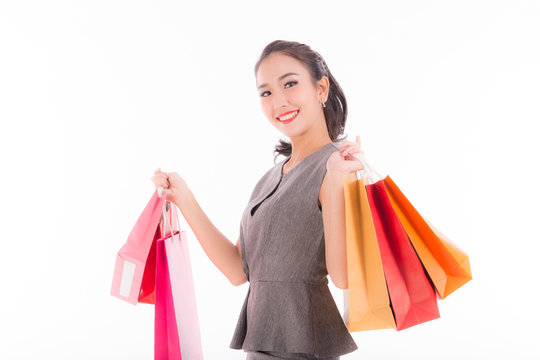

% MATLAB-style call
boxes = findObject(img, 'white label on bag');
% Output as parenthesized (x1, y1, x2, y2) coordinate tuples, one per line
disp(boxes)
(119, 260, 136, 298)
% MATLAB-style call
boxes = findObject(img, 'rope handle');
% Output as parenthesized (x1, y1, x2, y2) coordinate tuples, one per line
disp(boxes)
(157, 186, 180, 241)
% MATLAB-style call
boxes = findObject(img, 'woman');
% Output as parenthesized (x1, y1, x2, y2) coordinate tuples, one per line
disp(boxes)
(151, 40, 364, 359)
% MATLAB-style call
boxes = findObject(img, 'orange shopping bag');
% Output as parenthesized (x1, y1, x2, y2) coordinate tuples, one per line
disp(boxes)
(383, 176, 472, 299)
(343, 176, 396, 332)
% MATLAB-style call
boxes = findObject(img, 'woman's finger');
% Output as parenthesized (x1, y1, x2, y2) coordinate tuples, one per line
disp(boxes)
(341, 145, 360, 156)
(339, 144, 358, 153)
(340, 136, 361, 147)
(338, 140, 354, 148)
(152, 179, 169, 188)
(338, 141, 354, 148)
(154, 174, 169, 182)
(153, 174, 165, 182)
(151, 174, 170, 185)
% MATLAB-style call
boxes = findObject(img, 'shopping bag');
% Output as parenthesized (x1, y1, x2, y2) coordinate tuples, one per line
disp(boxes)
(139, 228, 159, 304)
(111, 189, 167, 305)
(343, 176, 396, 332)
(155, 229, 182, 359)
(383, 176, 472, 299)
(140, 202, 180, 305)
(155, 200, 204, 359)
(366, 180, 440, 330)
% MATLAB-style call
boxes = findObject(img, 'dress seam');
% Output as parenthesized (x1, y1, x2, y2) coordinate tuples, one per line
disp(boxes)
(250, 279, 327, 285)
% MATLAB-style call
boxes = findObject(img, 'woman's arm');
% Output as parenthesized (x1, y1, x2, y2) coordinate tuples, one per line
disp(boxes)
(319, 171, 355, 289)
(173, 189, 248, 286)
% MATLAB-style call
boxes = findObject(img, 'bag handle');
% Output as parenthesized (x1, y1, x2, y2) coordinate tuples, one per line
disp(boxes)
(355, 152, 379, 184)
(157, 186, 180, 241)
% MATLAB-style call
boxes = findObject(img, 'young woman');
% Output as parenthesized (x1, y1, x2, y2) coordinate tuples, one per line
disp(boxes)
(151, 40, 364, 359)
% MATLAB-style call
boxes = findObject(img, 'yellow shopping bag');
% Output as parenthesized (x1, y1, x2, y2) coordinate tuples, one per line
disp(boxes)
(343, 177, 396, 332)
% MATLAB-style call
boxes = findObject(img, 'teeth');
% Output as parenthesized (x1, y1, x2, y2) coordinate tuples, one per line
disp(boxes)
(278, 110, 298, 121)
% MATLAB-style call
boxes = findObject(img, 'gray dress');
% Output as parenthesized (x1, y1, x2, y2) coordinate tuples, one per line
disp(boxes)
(229, 142, 358, 359)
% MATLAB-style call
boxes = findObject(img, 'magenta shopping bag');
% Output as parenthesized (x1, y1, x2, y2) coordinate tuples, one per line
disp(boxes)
(140, 201, 181, 305)
(111, 189, 167, 305)
(155, 202, 204, 359)
(155, 233, 182, 359)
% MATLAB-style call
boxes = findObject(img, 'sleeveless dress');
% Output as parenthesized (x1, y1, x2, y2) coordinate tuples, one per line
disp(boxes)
(229, 142, 358, 359)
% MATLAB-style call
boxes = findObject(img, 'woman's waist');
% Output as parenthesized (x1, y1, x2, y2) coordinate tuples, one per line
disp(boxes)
(248, 277, 329, 286)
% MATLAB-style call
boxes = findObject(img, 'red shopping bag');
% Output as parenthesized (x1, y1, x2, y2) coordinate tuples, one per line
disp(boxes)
(366, 181, 440, 330)
(139, 229, 159, 304)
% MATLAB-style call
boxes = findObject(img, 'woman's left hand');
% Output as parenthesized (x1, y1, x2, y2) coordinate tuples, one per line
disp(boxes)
(326, 135, 365, 179)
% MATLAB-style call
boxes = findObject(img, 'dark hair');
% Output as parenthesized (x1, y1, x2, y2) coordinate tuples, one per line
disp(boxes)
(254, 40, 348, 163)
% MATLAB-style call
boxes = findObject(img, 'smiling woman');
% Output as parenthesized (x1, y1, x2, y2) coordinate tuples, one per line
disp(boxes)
(227, 40, 361, 359)
(151, 39, 363, 359)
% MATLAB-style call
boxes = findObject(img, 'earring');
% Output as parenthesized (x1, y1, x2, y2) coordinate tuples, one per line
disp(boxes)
(322, 99, 326, 108)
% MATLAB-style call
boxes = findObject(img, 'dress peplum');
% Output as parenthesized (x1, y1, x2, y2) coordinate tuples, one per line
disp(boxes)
(229, 142, 358, 358)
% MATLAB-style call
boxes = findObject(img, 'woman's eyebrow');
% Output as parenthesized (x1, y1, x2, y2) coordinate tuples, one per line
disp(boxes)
(257, 72, 299, 90)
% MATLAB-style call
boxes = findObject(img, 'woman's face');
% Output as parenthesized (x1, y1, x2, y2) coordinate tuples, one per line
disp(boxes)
(256, 52, 328, 138)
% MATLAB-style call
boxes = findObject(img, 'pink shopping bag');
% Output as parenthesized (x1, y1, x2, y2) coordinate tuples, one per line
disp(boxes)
(155, 202, 204, 359)
(111, 189, 167, 305)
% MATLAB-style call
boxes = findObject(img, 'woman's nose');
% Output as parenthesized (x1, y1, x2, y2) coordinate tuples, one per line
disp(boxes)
(273, 90, 288, 109)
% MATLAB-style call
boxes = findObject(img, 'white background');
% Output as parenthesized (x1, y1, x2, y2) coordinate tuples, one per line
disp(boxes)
(1, 1, 538, 359)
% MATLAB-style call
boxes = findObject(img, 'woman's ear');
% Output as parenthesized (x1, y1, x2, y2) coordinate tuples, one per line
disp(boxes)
(317, 75, 330, 101)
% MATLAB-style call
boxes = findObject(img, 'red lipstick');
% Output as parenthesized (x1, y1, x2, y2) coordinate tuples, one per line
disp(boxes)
(276, 109, 300, 124)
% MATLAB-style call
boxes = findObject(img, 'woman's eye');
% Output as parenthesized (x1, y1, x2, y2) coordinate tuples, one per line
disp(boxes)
(285, 81, 297, 88)
(259, 81, 297, 97)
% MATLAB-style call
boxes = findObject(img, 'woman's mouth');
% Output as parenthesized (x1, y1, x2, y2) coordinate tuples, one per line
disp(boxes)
(277, 110, 299, 124)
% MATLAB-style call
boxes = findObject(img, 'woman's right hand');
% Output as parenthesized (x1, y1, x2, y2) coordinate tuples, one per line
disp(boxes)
(150, 168, 190, 205)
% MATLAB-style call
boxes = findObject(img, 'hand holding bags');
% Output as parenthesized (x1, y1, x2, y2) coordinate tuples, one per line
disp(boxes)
(341, 146, 472, 332)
